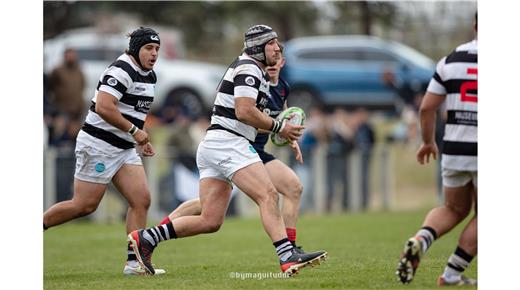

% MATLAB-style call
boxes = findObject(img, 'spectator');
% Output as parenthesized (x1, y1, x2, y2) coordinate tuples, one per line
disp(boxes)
(159, 112, 199, 212)
(49, 48, 86, 122)
(353, 107, 375, 210)
(294, 106, 328, 211)
(325, 107, 355, 212)
(382, 67, 426, 109)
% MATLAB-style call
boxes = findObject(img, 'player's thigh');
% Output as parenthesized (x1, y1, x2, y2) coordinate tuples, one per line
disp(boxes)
(265, 159, 301, 197)
(112, 164, 150, 206)
(472, 181, 478, 214)
(73, 178, 107, 208)
(443, 183, 473, 214)
(232, 161, 276, 203)
(198, 177, 232, 221)
(443, 169, 475, 213)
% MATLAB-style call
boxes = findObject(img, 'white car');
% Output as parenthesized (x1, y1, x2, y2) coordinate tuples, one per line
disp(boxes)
(44, 28, 226, 117)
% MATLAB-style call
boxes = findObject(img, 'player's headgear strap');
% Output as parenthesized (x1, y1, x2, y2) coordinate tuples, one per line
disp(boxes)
(244, 24, 278, 65)
(127, 27, 160, 70)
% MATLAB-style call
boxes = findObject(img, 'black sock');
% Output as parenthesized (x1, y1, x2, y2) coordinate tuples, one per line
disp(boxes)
(444, 246, 474, 278)
(273, 238, 294, 262)
(127, 242, 136, 261)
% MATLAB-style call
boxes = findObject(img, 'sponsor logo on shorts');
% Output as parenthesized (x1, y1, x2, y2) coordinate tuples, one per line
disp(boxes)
(248, 145, 257, 154)
(95, 162, 105, 173)
(218, 157, 232, 167)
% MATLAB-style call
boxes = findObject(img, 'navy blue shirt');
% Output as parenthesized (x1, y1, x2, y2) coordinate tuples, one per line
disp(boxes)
(250, 77, 291, 151)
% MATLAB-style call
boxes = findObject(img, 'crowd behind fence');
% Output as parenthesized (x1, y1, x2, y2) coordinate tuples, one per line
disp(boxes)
(43, 133, 438, 223)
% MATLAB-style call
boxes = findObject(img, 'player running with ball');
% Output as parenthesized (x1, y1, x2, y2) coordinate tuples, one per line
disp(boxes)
(128, 24, 327, 276)
(155, 44, 316, 258)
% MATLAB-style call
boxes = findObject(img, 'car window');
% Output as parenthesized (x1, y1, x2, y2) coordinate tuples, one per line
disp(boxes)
(75, 48, 122, 62)
(296, 47, 398, 64)
(388, 42, 434, 69)
(297, 48, 361, 61)
(361, 50, 398, 63)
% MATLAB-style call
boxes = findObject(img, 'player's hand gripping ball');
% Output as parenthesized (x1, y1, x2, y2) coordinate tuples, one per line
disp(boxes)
(270, 107, 306, 146)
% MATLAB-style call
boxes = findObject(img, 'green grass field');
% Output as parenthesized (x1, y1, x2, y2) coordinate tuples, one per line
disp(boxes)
(44, 211, 476, 290)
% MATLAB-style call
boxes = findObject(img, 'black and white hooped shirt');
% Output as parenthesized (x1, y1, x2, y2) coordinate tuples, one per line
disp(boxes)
(208, 53, 270, 142)
(427, 40, 477, 171)
(79, 53, 156, 153)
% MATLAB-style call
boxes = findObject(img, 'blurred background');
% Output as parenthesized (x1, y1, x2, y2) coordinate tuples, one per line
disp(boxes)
(43, 0, 477, 222)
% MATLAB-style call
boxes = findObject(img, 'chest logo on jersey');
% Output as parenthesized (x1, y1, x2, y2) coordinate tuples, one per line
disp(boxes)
(257, 96, 268, 110)
(108, 77, 118, 87)
(135, 100, 152, 113)
(245, 76, 256, 86)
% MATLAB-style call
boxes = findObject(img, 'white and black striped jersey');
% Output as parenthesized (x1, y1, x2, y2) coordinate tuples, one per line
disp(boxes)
(427, 39, 477, 171)
(78, 53, 156, 153)
(208, 53, 270, 141)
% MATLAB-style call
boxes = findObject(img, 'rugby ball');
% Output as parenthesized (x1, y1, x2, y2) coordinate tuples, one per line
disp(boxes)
(270, 107, 306, 147)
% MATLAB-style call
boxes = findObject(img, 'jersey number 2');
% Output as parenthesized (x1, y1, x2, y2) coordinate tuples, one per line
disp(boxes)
(460, 68, 477, 103)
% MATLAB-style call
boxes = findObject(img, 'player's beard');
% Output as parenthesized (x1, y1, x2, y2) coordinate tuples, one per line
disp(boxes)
(266, 55, 279, 66)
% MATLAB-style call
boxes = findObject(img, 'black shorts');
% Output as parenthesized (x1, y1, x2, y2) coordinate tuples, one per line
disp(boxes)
(256, 149, 276, 164)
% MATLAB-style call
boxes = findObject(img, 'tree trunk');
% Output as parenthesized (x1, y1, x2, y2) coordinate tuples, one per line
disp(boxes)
(360, 1, 372, 35)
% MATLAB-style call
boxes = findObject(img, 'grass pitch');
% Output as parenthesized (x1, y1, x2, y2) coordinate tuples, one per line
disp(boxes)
(44, 210, 476, 289)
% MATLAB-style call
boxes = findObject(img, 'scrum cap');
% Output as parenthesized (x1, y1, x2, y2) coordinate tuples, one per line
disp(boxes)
(244, 24, 278, 65)
(127, 27, 160, 69)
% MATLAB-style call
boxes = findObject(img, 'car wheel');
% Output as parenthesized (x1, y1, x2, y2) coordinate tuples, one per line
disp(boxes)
(166, 88, 205, 117)
(287, 88, 321, 112)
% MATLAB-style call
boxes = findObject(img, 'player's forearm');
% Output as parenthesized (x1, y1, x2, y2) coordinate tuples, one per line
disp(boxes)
(419, 107, 436, 144)
(236, 105, 275, 131)
(95, 102, 135, 133)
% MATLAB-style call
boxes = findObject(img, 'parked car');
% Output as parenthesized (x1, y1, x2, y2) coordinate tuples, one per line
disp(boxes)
(44, 28, 226, 118)
(281, 35, 435, 112)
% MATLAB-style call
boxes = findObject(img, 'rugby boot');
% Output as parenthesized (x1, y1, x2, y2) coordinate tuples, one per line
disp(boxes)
(396, 237, 423, 284)
(437, 275, 477, 286)
(123, 261, 166, 276)
(128, 229, 156, 275)
(281, 248, 328, 276)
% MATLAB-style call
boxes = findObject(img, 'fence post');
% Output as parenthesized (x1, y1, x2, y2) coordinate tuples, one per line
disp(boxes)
(348, 149, 362, 212)
(380, 143, 393, 210)
(145, 146, 162, 221)
(313, 143, 327, 214)
(43, 148, 57, 211)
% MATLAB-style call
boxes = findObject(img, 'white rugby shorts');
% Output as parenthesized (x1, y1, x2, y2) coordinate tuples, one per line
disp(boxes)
(74, 140, 142, 184)
(442, 168, 477, 188)
(196, 130, 261, 182)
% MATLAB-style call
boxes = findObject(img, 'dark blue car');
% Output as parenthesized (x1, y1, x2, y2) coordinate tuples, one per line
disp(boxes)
(281, 35, 435, 111)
